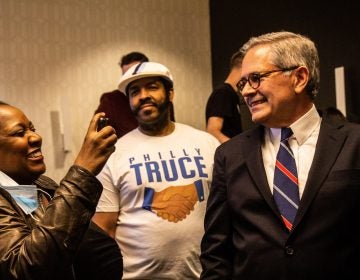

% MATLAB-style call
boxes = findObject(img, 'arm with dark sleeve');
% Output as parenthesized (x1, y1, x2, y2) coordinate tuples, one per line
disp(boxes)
(0, 165, 102, 280)
(74, 222, 123, 280)
(200, 147, 234, 279)
(206, 87, 233, 121)
(205, 86, 234, 142)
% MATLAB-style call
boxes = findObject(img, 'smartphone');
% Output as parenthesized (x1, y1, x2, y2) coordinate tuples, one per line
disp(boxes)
(97, 117, 109, 131)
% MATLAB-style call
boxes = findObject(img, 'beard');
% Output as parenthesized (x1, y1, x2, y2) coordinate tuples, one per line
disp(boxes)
(134, 94, 171, 132)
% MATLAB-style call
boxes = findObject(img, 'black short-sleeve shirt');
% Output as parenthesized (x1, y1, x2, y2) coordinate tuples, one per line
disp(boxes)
(205, 83, 243, 138)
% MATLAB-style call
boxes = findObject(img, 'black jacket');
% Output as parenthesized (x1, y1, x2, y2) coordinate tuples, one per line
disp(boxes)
(0, 165, 122, 280)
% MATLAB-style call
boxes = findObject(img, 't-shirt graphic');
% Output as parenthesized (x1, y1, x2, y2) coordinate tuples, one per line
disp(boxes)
(143, 179, 205, 223)
(130, 146, 208, 223)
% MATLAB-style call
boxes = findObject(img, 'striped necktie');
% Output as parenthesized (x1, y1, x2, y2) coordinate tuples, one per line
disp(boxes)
(273, 127, 299, 231)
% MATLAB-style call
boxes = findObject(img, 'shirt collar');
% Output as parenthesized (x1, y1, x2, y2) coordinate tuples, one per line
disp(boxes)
(269, 104, 321, 145)
(0, 171, 19, 186)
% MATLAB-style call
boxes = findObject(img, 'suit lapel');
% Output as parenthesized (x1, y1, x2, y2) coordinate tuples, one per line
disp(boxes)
(240, 120, 347, 231)
(293, 120, 347, 228)
(242, 126, 280, 215)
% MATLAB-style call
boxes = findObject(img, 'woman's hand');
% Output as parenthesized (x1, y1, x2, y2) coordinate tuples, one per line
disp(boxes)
(74, 113, 117, 175)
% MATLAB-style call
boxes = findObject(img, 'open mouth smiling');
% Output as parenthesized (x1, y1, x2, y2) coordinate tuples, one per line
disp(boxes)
(28, 149, 43, 159)
(248, 98, 266, 108)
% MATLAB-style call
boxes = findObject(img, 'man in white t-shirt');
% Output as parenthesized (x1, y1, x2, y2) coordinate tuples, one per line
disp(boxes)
(92, 62, 220, 279)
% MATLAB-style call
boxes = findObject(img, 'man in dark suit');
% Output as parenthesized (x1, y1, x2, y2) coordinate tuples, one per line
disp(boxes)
(200, 31, 360, 280)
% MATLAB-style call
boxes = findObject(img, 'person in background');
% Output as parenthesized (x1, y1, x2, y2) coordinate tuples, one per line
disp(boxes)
(0, 101, 119, 280)
(95, 51, 175, 138)
(322, 106, 347, 122)
(200, 31, 360, 279)
(205, 50, 243, 143)
(92, 62, 220, 279)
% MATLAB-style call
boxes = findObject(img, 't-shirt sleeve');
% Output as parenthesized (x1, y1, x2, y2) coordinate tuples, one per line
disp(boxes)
(206, 86, 234, 120)
(96, 164, 120, 212)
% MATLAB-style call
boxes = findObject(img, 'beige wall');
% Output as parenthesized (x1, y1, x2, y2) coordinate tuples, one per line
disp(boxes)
(0, 0, 212, 182)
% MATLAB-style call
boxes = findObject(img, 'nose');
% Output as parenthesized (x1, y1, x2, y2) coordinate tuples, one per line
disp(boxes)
(240, 81, 251, 96)
(240, 81, 257, 99)
(138, 87, 151, 99)
(28, 131, 42, 147)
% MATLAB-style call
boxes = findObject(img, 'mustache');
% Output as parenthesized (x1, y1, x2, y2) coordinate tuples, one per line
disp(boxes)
(133, 98, 158, 115)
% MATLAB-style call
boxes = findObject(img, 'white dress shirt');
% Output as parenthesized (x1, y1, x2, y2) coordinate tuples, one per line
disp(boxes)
(262, 105, 322, 198)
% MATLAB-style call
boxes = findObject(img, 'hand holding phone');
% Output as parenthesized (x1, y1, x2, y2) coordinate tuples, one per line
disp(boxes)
(97, 117, 109, 131)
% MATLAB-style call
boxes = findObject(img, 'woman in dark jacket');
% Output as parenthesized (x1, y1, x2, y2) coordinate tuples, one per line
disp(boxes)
(0, 101, 121, 279)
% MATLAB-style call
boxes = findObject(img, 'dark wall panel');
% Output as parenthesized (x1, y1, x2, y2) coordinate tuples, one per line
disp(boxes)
(210, 0, 360, 125)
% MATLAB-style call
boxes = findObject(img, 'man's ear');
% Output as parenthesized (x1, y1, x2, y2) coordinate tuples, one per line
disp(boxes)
(294, 66, 309, 94)
(169, 89, 174, 101)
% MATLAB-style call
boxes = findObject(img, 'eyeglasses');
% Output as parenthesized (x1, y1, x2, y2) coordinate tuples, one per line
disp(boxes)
(237, 66, 299, 93)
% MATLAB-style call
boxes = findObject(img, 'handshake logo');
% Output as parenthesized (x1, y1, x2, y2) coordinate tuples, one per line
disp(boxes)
(142, 179, 205, 223)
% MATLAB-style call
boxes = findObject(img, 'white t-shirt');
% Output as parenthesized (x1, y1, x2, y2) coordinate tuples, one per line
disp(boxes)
(96, 123, 220, 279)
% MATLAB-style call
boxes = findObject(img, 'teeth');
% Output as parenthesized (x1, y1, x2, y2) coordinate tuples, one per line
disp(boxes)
(29, 151, 42, 158)
(251, 100, 264, 107)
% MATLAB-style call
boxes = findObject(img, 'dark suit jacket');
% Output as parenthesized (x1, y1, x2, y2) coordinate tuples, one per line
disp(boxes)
(200, 116, 360, 280)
